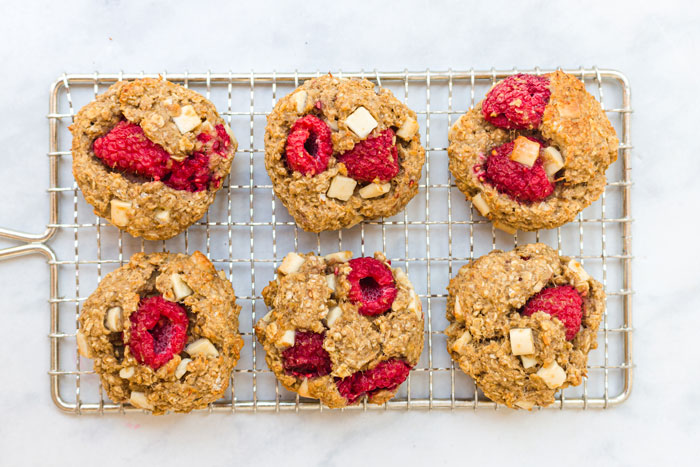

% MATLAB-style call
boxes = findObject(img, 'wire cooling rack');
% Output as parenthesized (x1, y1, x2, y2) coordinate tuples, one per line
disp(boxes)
(0, 68, 632, 413)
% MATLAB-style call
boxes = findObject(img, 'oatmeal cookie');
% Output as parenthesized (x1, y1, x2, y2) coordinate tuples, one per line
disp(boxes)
(254, 251, 424, 408)
(76, 251, 244, 414)
(71, 78, 237, 240)
(265, 75, 425, 232)
(444, 243, 604, 409)
(448, 71, 618, 231)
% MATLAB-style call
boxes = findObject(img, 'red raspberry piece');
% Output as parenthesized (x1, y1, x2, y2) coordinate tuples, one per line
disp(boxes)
(483, 138, 554, 203)
(166, 151, 213, 192)
(347, 257, 398, 316)
(282, 331, 332, 378)
(482, 74, 551, 130)
(285, 115, 333, 176)
(521, 285, 583, 340)
(128, 296, 189, 369)
(336, 359, 411, 404)
(337, 129, 399, 182)
(93, 121, 172, 180)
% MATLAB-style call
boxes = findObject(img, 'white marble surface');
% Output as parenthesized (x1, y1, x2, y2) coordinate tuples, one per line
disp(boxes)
(1, 1, 699, 465)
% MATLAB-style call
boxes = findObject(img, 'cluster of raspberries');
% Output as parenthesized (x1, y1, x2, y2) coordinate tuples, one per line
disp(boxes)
(284, 114, 399, 182)
(93, 121, 231, 192)
(482, 137, 554, 203)
(128, 296, 189, 369)
(482, 74, 551, 130)
(521, 285, 584, 340)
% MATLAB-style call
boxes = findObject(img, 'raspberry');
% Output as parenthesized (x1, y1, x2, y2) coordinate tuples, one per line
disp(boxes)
(167, 152, 213, 192)
(483, 139, 554, 202)
(521, 285, 583, 340)
(336, 359, 411, 404)
(482, 74, 551, 130)
(128, 296, 189, 369)
(337, 129, 399, 182)
(347, 257, 398, 316)
(282, 331, 332, 378)
(93, 121, 172, 180)
(285, 115, 332, 176)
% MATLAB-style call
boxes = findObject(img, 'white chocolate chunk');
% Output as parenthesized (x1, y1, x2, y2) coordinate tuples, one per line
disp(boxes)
(396, 117, 419, 140)
(452, 330, 472, 353)
(324, 251, 352, 263)
(567, 259, 591, 282)
(119, 366, 135, 379)
(171, 273, 193, 301)
(185, 338, 219, 358)
(359, 182, 391, 199)
(104, 306, 123, 332)
(510, 136, 540, 168)
(471, 193, 490, 217)
(293, 91, 307, 114)
(278, 329, 296, 347)
(154, 209, 171, 223)
(344, 106, 377, 139)
(110, 200, 132, 227)
(298, 378, 311, 398)
(260, 310, 274, 323)
(172, 104, 201, 133)
(325, 274, 336, 292)
(279, 252, 305, 275)
(453, 296, 464, 320)
(509, 328, 535, 356)
(515, 400, 535, 410)
(326, 175, 357, 201)
(493, 221, 517, 235)
(129, 391, 154, 410)
(407, 289, 422, 318)
(175, 358, 192, 379)
(76, 331, 90, 358)
(521, 355, 538, 369)
(536, 361, 567, 389)
(543, 146, 565, 177)
(326, 306, 342, 327)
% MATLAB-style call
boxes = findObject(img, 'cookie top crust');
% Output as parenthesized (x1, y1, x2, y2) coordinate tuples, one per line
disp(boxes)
(70, 78, 237, 240)
(254, 251, 424, 408)
(265, 75, 425, 232)
(76, 251, 243, 414)
(444, 243, 604, 409)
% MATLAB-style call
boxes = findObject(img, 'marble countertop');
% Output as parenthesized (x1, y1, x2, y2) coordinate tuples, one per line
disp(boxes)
(1, 1, 699, 465)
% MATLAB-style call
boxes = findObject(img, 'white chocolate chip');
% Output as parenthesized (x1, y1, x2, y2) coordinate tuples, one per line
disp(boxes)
(223, 123, 235, 141)
(76, 331, 90, 358)
(175, 358, 192, 379)
(298, 378, 311, 398)
(185, 338, 219, 358)
(104, 306, 123, 332)
(293, 90, 307, 114)
(493, 221, 517, 235)
(536, 361, 567, 389)
(396, 117, 419, 140)
(568, 259, 591, 282)
(326, 175, 357, 201)
(110, 200, 132, 227)
(509, 328, 535, 356)
(325, 274, 336, 292)
(407, 289, 422, 318)
(119, 366, 135, 379)
(278, 252, 305, 275)
(521, 355, 538, 369)
(172, 104, 201, 133)
(471, 193, 490, 217)
(543, 146, 565, 177)
(344, 106, 377, 139)
(452, 330, 472, 353)
(453, 296, 464, 320)
(359, 182, 391, 199)
(278, 329, 296, 348)
(326, 306, 342, 327)
(324, 251, 352, 263)
(260, 310, 274, 323)
(129, 391, 154, 410)
(171, 273, 193, 301)
(510, 136, 540, 168)
(154, 209, 171, 223)
(515, 400, 535, 410)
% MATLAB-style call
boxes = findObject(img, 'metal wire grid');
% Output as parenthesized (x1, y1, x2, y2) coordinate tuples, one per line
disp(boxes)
(0, 68, 632, 413)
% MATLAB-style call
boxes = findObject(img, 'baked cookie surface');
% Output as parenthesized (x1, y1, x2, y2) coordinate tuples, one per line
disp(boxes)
(444, 243, 604, 409)
(71, 78, 237, 240)
(448, 71, 618, 231)
(265, 75, 425, 232)
(76, 251, 243, 414)
(254, 251, 424, 408)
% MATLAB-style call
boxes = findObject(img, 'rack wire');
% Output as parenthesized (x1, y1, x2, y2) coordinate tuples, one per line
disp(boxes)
(0, 68, 633, 413)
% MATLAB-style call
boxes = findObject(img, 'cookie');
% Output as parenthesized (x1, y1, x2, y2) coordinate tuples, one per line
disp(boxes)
(76, 251, 244, 414)
(70, 78, 237, 240)
(265, 75, 425, 232)
(444, 243, 604, 409)
(448, 71, 618, 231)
(254, 251, 424, 408)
